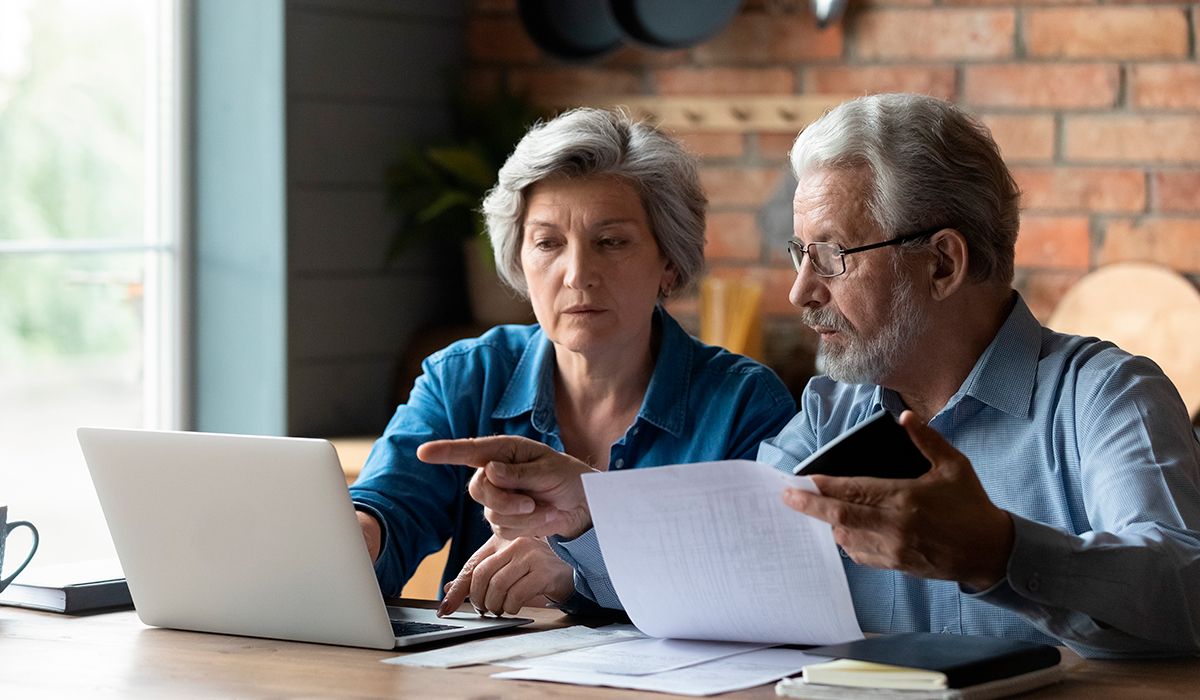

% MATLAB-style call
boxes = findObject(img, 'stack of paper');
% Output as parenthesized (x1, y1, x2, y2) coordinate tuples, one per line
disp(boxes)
(382, 459, 864, 696)
(385, 626, 826, 697)
(580, 459, 863, 645)
(495, 646, 829, 696)
(383, 626, 642, 669)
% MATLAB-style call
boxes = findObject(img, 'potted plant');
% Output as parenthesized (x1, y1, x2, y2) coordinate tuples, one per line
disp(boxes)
(384, 88, 541, 326)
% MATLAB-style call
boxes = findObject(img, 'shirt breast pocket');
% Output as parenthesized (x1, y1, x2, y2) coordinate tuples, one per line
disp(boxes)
(841, 556, 895, 632)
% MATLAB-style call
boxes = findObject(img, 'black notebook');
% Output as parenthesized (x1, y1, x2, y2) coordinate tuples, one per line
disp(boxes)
(794, 409, 931, 479)
(0, 559, 133, 614)
(803, 633, 1062, 689)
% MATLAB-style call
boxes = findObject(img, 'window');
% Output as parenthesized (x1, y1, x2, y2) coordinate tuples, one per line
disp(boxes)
(0, 0, 185, 568)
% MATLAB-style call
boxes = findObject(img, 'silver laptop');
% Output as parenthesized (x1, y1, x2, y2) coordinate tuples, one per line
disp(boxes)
(77, 427, 532, 649)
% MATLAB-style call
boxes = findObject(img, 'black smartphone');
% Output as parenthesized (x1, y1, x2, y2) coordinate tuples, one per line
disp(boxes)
(793, 410, 931, 479)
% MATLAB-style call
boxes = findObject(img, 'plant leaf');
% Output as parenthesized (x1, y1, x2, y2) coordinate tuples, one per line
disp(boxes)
(425, 146, 495, 189)
(416, 190, 476, 224)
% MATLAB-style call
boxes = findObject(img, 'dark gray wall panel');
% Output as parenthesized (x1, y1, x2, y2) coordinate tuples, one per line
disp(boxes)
(288, 188, 442, 275)
(288, 11, 462, 102)
(289, 188, 395, 273)
(288, 274, 446, 362)
(289, 358, 400, 437)
(284, 0, 466, 436)
(290, 0, 463, 21)
(288, 101, 448, 187)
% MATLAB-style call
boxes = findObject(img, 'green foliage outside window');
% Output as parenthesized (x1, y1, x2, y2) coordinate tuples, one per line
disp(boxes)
(0, 0, 145, 362)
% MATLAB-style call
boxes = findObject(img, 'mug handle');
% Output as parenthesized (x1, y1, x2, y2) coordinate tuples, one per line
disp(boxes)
(1, 521, 40, 589)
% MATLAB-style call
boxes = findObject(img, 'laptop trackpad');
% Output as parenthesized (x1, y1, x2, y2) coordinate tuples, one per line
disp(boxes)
(386, 605, 533, 647)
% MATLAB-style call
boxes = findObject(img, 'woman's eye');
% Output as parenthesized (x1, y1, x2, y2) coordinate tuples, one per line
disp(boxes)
(532, 239, 559, 251)
(598, 237, 626, 249)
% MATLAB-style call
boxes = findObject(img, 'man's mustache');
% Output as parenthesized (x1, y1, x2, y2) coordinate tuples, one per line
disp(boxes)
(801, 307, 853, 334)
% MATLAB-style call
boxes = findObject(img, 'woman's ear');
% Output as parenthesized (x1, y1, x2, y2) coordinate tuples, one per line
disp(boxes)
(927, 229, 970, 301)
(659, 262, 679, 298)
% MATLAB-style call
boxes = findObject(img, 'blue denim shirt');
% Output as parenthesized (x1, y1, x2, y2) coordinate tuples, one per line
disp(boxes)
(350, 307, 795, 610)
(758, 294, 1200, 658)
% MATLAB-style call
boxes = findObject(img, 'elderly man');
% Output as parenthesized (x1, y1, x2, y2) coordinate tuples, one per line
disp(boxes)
(759, 93, 1200, 658)
(422, 93, 1200, 659)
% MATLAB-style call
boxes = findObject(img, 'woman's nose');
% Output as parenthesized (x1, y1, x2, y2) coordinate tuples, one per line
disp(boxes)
(563, 245, 598, 289)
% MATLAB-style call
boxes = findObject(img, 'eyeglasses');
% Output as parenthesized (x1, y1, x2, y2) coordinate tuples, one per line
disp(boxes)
(786, 225, 943, 278)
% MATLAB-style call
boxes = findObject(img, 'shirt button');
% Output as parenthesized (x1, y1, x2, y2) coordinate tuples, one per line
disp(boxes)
(631, 427, 639, 436)
(1026, 574, 1040, 593)
(614, 458, 625, 469)
(837, 546, 849, 559)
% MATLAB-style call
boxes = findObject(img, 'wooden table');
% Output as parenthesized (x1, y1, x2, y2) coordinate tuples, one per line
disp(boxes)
(3, 602, 1197, 698)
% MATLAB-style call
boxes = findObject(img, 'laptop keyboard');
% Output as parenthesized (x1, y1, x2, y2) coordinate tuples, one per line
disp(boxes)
(390, 620, 463, 637)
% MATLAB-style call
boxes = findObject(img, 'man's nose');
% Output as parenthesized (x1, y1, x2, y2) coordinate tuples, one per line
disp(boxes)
(788, 255, 829, 309)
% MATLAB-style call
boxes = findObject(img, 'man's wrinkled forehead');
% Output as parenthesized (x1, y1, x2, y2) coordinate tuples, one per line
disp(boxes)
(792, 167, 876, 242)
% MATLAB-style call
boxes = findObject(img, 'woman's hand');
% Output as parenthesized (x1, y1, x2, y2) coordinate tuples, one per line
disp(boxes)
(356, 510, 382, 563)
(437, 535, 575, 617)
(418, 435, 596, 539)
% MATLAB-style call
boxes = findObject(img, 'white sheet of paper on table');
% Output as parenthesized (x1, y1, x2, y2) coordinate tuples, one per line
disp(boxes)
(498, 636, 770, 675)
(493, 647, 827, 697)
(381, 625, 643, 668)
(581, 459, 863, 645)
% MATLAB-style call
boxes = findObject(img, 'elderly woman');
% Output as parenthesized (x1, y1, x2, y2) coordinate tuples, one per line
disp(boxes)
(350, 108, 794, 616)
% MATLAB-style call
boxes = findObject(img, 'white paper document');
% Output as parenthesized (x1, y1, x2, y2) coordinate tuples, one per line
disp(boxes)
(581, 459, 863, 645)
(494, 647, 827, 697)
(381, 625, 643, 668)
(499, 637, 769, 675)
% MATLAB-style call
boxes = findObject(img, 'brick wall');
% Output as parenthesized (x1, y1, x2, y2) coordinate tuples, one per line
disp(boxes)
(465, 0, 1200, 389)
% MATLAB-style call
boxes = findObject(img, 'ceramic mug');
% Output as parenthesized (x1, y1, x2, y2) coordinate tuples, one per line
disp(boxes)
(0, 505, 39, 594)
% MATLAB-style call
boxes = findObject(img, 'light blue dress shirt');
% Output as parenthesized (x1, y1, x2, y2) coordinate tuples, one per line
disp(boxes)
(757, 294, 1200, 658)
(350, 306, 796, 609)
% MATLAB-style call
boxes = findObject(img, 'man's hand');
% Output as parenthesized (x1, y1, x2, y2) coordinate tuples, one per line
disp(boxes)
(417, 436, 595, 539)
(782, 410, 1015, 591)
(356, 510, 382, 563)
(437, 535, 575, 617)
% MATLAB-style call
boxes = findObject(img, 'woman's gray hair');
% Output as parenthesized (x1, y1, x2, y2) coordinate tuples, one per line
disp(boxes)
(790, 93, 1021, 285)
(482, 107, 707, 297)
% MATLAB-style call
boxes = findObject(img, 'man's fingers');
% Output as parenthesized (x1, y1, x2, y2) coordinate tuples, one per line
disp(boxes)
(783, 487, 877, 529)
(484, 506, 560, 539)
(807, 474, 892, 504)
(468, 469, 536, 515)
(417, 435, 552, 468)
(899, 410, 961, 471)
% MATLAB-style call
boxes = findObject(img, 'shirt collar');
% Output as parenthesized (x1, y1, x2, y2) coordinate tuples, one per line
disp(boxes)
(638, 306, 693, 437)
(492, 329, 556, 431)
(491, 306, 693, 438)
(952, 292, 1041, 418)
(877, 292, 1040, 420)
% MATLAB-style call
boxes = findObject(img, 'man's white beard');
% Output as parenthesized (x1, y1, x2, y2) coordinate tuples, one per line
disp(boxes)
(808, 278, 926, 385)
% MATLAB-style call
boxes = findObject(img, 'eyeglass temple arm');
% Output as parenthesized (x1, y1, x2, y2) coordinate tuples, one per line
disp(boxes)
(840, 226, 944, 255)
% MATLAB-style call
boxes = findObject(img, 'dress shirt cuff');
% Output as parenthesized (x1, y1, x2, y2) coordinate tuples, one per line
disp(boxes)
(548, 528, 623, 610)
(993, 513, 1072, 605)
(352, 501, 390, 575)
(963, 514, 1068, 605)
(548, 572, 609, 616)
